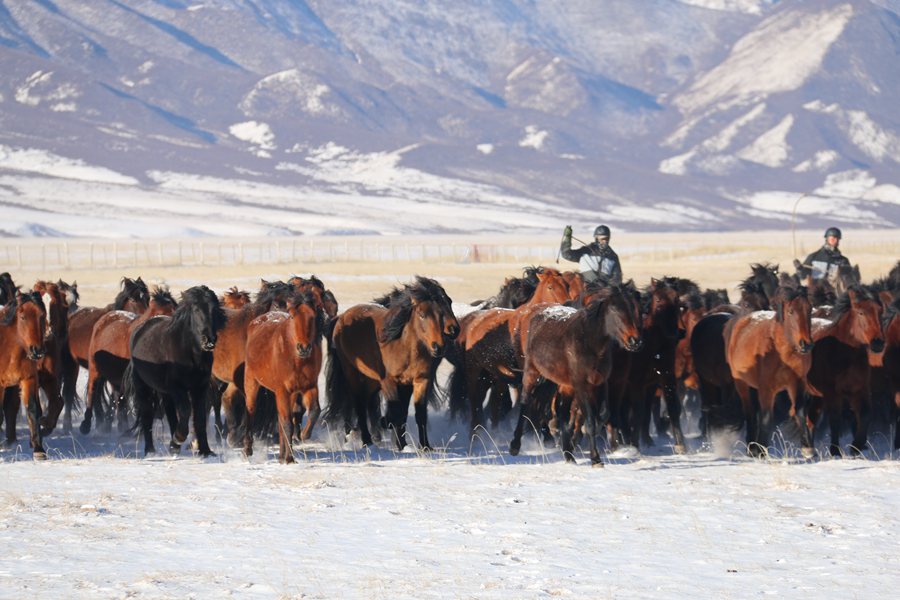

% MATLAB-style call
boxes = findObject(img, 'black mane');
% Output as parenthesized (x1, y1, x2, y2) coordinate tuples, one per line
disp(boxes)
(832, 285, 878, 321)
(113, 277, 150, 310)
(1, 291, 44, 327)
(253, 280, 294, 312)
(151, 285, 178, 308)
(0, 272, 17, 306)
(171, 286, 227, 341)
(377, 276, 453, 343)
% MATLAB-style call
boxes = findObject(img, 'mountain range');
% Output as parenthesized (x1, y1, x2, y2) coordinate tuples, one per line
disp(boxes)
(1, 0, 899, 237)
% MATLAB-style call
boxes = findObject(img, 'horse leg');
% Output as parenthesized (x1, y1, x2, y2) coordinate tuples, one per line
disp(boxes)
(556, 394, 575, 463)
(211, 381, 224, 444)
(299, 387, 320, 442)
(21, 378, 46, 459)
(734, 380, 760, 457)
(3, 386, 20, 446)
(222, 382, 243, 448)
(168, 391, 191, 455)
(788, 381, 814, 458)
(115, 384, 129, 434)
(848, 389, 871, 457)
(467, 372, 489, 438)
(662, 375, 686, 454)
(80, 369, 101, 434)
(275, 390, 295, 464)
(894, 390, 900, 450)
(412, 378, 432, 451)
(509, 370, 539, 457)
(826, 397, 843, 457)
(61, 350, 78, 434)
(242, 375, 260, 458)
(381, 380, 405, 450)
(191, 385, 214, 458)
(756, 384, 777, 459)
(38, 368, 63, 436)
(581, 387, 604, 466)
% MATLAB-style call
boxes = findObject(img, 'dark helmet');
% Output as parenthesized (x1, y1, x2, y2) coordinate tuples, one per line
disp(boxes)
(824, 227, 842, 239)
(593, 225, 611, 239)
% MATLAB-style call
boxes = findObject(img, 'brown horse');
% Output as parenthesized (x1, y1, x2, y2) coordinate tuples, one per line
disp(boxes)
(289, 275, 339, 321)
(243, 291, 326, 462)
(724, 284, 815, 457)
(211, 280, 296, 444)
(324, 277, 458, 450)
(221, 287, 251, 309)
(447, 267, 571, 435)
(880, 296, 900, 449)
(31, 281, 69, 435)
(509, 283, 644, 464)
(80, 286, 178, 434)
(0, 293, 48, 458)
(61, 277, 149, 432)
(807, 286, 885, 456)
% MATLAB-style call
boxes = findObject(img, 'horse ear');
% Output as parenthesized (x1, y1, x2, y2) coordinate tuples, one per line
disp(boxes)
(650, 277, 659, 287)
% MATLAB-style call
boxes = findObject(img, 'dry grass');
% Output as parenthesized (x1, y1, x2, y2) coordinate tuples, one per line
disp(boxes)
(8, 229, 899, 307)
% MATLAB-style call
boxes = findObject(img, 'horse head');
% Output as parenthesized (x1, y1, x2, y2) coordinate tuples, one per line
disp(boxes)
(773, 284, 813, 354)
(256, 279, 294, 311)
(33, 281, 68, 342)
(56, 279, 79, 312)
(222, 286, 251, 309)
(148, 285, 178, 317)
(531, 267, 570, 305)
(749, 263, 779, 301)
(291, 275, 339, 320)
(288, 291, 324, 359)
(561, 271, 584, 301)
(644, 278, 681, 340)
(377, 277, 456, 357)
(586, 281, 643, 352)
(4, 292, 46, 361)
(836, 286, 885, 353)
(117, 277, 150, 313)
(177, 286, 227, 352)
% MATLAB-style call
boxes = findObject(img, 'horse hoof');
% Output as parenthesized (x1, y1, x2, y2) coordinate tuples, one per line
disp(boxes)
(509, 441, 521, 456)
(168, 444, 182, 456)
(282, 454, 296, 464)
(591, 460, 604, 468)
(199, 449, 216, 459)
(801, 447, 816, 460)
(33, 450, 47, 461)
(79, 421, 91, 435)
(673, 444, 687, 455)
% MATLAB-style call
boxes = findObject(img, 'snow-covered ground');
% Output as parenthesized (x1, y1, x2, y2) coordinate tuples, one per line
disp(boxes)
(2, 399, 899, 598)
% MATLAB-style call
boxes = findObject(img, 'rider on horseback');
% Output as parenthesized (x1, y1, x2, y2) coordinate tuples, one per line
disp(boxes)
(560, 224, 622, 284)
(799, 227, 851, 282)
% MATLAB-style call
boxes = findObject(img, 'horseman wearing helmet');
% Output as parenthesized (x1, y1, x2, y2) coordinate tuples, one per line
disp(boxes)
(801, 227, 851, 282)
(560, 224, 622, 284)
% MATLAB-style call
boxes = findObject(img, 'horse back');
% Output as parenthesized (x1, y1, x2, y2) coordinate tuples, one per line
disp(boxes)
(332, 305, 385, 383)
(68, 306, 109, 364)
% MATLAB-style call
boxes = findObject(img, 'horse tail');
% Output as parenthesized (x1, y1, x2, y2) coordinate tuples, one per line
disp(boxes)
(122, 361, 142, 437)
(424, 364, 446, 411)
(447, 360, 469, 422)
(323, 343, 353, 428)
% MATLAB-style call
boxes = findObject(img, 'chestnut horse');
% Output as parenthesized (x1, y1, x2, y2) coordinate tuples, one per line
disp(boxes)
(509, 283, 644, 464)
(80, 286, 178, 434)
(807, 286, 885, 456)
(31, 281, 69, 435)
(211, 280, 296, 445)
(127, 286, 226, 457)
(61, 277, 149, 432)
(243, 291, 327, 462)
(0, 293, 48, 458)
(324, 277, 458, 450)
(447, 267, 570, 435)
(724, 284, 815, 457)
(221, 287, 251, 309)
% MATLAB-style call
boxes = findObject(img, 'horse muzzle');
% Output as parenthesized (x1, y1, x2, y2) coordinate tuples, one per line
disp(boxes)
(430, 342, 444, 358)
(296, 343, 313, 359)
(201, 336, 216, 352)
(798, 340, 814, 354)
(869, 338, 885, 354)
(28, 346, 45, 361)
(624, 336, 643, 353)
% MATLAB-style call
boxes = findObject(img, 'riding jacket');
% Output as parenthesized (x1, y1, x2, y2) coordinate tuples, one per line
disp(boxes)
(560, 239, 622, 284)
(802, 245, 851, 282)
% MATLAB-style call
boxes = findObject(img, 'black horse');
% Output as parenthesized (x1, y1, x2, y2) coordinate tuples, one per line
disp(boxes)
(126, 285, 227, 457)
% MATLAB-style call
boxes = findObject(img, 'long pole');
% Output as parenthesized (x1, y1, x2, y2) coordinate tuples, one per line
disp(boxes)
(791, 193, 808, 259)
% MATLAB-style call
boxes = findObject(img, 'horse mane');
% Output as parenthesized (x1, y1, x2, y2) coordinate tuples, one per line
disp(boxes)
(882, 295, 900, 330)
(887, 260, 900, 291)
(683, 292, 705, 311)
(376, 276, 452, 343)
(289, 291, 327, 345)
(659, 276, 700, 297)
(113, 277, 150, 310)
(1, 291, 43, 327)
(832, 285, 878, 321)
(253, 280, 294, 311)
(293, 275, 326, 291)
(0, 272, 18, 305)
(640, 277, 678, 314)
(701, 288, 729, 310)
(151, 285, 178, 308)
(747, 263, 779, 299)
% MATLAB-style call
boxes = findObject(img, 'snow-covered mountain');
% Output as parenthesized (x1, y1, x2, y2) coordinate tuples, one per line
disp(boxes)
(1, 0, 898, 237)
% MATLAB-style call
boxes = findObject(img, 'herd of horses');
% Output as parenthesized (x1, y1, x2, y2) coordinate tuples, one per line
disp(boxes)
(1, 258, 899, 465)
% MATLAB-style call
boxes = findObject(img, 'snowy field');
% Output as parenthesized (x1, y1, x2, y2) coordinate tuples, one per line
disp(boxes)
(2, 397, 900, 598)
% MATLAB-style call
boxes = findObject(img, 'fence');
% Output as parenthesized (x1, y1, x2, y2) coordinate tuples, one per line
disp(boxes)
(0, 238, 562, 271)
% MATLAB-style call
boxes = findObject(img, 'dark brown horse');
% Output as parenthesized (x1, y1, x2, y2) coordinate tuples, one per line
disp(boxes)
(509, 283, 643, 464)
(447, 267, 571, 435)
(61, 277, 149, 432)
(324, 277, 458, 450)
(0, 293, 48, 458)
(80, 286, 178, 434)
(243, 291, 326, 463)
(879, 296, 900, 449)
(724, 284, 815, 457)
(127, 286, 227, 457)
(807, 286, 885, 456)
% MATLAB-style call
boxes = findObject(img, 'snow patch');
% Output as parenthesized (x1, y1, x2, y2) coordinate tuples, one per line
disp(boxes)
(675, 0, 775, 15)
(674, 4, 853, 114)
(476, 143, 494, 155)
(814, 170, 876, 198)
(241, 69, 340, 118)
(793, 150, 838, 173)
(0, 145, 139, 185)
(519, 126, 548, 150)
(749, 310, 775, 322)
(805, 103, 900, 163)
(540, 305, 577, 320)
(229, 121, 276, 151)
(736, 114, 794, 167)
